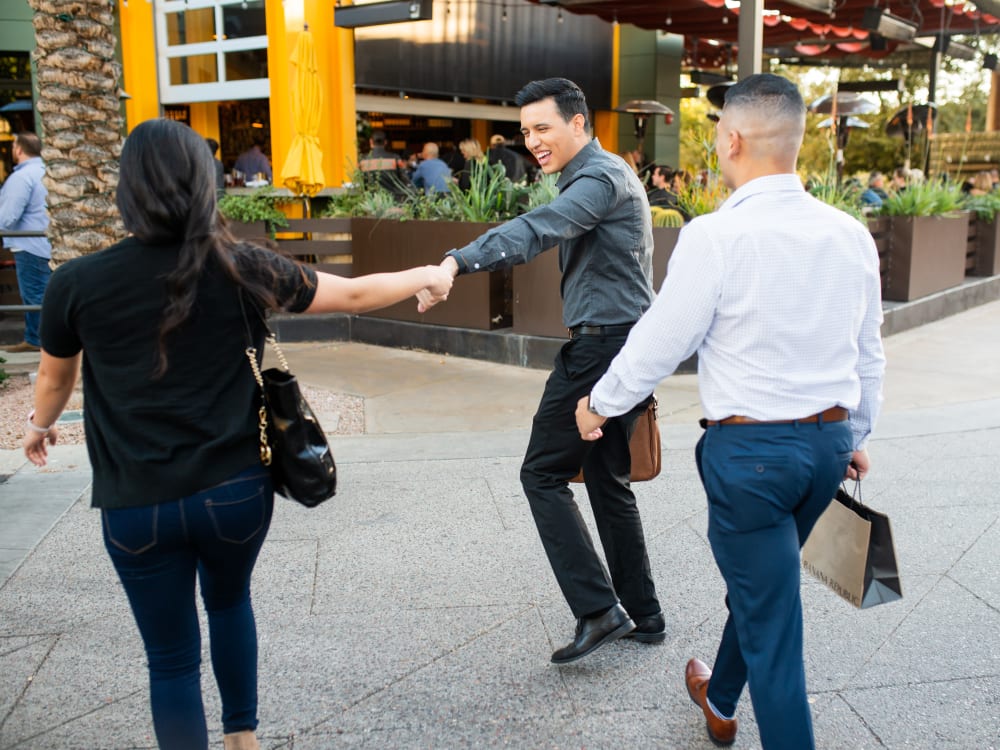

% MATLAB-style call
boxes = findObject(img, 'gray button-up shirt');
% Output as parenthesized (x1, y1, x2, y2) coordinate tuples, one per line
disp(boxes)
(446, 139, 655, 329)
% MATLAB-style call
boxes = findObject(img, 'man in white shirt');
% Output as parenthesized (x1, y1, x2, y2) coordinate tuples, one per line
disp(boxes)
(576, 74, 885, 750)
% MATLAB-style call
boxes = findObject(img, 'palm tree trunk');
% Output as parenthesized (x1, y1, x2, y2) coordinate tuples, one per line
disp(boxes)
(28, 0, 126, 262)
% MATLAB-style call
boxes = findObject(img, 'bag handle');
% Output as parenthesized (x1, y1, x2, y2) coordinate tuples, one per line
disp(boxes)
(839, 477, 863, 509)
(238, 289, 273, 466)
(238, 289, 290, 373)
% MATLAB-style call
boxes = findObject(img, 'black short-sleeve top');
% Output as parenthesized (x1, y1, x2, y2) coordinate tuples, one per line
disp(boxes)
(40, 237, 318, 509)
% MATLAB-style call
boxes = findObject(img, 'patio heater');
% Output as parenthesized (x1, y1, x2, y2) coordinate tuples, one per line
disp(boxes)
(809, 92, 879, 183)
(613, 99, 674, 166)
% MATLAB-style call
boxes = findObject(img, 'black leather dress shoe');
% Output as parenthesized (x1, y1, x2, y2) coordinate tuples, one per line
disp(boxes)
(622, 611, 666, 644)
(551, 603, 635, 664)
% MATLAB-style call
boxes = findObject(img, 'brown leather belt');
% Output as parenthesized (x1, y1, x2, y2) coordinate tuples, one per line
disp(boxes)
(704, 406, 848, 427)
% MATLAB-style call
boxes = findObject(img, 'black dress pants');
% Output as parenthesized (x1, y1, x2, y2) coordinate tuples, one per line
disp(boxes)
(519, 334, 661, 620)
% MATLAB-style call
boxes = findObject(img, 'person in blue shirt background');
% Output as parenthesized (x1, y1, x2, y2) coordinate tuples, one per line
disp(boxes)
(0, 132, 52, 353)
(410, 142, 452, 194)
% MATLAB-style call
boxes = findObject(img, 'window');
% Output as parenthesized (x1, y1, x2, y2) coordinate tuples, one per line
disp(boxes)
(156, 0, 270, 104)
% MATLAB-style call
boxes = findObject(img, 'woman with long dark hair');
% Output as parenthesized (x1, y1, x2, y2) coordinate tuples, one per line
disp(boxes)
(22, 118, 452, 750)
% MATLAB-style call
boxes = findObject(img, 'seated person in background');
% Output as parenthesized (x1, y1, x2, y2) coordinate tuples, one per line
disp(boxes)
(411, 142, 452, 194)
(860, 171, 888, 208)
(233, 133, 272, 183)
(890, 166, 908, 192)
(456, 138, 485, 191)
(488, 134, 527, 183)
(360, 129, 408, 196)
(968, 170, 994, 196)
(647, 164, 689, 220)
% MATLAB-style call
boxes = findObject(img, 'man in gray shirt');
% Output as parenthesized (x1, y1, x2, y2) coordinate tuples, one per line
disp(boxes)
(434, 78, 663, 663)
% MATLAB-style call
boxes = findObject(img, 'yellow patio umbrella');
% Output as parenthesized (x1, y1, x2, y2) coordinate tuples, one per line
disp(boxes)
(280, 25, 325, 198)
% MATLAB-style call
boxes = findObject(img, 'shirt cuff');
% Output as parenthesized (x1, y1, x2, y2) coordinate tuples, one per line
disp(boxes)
(445, 248, 471, 274)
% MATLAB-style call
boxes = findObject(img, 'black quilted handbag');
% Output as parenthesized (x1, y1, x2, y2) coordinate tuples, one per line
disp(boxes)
(240, 292, 337, 507)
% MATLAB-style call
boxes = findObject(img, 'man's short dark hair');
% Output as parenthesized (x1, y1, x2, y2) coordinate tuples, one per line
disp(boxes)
(515, 78, 590, 130)
(652, 164, 673, 180)
(371, 129, 388, 146)
(15, 132, 42, 158)
(205, 137, 219, 156)
(723, 73, 805, 120)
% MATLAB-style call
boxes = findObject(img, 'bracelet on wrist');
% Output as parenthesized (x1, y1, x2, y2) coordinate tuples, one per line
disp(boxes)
(27, 409, 53, 435)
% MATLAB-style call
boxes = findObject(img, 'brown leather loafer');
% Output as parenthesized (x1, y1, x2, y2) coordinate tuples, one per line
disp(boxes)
(685, 657, 737, 746)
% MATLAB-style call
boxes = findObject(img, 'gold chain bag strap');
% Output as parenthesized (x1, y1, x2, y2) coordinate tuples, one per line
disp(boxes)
(239, 290, 337, 507)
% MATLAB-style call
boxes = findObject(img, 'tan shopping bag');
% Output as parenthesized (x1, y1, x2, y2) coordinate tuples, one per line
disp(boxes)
(801, 484, 903, 609)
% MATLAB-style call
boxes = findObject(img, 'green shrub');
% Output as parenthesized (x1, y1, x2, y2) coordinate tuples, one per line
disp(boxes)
(963, 190, 1000, 222)
(879, 179, 965, 217)
(218, 186, 291, 234)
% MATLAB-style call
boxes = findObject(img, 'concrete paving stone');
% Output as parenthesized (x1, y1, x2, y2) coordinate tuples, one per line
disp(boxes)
(0, 470, 90, 552)
(0, 635, 58, 735)
(946, 518, 1000, 611)
(801, 573, 936, 693)
(883, 503, 999, 575)
(254, 606, 546, 738)
(809, 691, 905, 750)
(849, 575, 1000, 688)
(835, 674, 1000, 749)
(252, 538, 322, 616)
(0, 689, 156, 750)
(329, 430, 531, 466)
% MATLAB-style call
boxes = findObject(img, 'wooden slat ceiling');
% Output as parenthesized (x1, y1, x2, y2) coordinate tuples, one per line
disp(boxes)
(527, 0, 1000, 68)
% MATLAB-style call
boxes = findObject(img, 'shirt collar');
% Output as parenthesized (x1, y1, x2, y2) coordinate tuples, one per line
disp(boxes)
(719, 173, 804, 211)
(13, 156, 42, 172)
(556, 138, 601, 188)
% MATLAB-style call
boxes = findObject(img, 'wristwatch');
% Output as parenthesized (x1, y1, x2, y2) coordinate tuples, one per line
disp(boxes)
(587, 395, 601, 415)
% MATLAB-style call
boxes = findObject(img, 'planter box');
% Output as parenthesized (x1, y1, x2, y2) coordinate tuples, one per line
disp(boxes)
(969, 216, 1000, 277)
(883, 214, 970, 302)
(351, 218, 506, 330)
(228, 220, 269, 242)
(512, 226, 681, 338)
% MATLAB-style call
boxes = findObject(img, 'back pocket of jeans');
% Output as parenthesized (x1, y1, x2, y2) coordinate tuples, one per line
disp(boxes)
(205, 490, 267, 544)
(102, 506, 158, 555)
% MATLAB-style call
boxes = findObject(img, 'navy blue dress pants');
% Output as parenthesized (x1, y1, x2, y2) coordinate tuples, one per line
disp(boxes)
(696, 418, 853, 750)
(520, 334, 661, 621)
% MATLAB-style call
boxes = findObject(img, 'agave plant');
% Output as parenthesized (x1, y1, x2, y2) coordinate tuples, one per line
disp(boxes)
(445, 159, 524, 222)
(963, 189, 1000, 222)
(808, 177, 867, 223)
(879, 179, 965, 217)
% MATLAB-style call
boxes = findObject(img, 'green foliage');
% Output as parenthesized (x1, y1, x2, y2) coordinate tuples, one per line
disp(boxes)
(879, 179, 966, 217)
(963, 190, 1000, 222)
(0, 355, 8, 386)
(321, 160, 557, 224)
(445, 159, 522, 222)
(525, 172, 560, 212)
(807, 177, 867, 223)
(218, 187, 290, 233)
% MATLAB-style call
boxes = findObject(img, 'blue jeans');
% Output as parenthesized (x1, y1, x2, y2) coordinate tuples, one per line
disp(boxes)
(102, 466, 274, 750)
(696, 419, 853, 750)
(13, 251, 50, 346)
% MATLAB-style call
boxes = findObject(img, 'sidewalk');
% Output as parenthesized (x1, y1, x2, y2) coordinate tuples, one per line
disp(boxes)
(2, 301, 999, 749)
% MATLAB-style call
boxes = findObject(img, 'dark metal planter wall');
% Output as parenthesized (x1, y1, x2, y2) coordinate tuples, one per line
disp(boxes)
(512, 226, 681, 338)
(351, 218, 506, 330)
(883, 214, 971, 302)
(968, 217, 1000, 278)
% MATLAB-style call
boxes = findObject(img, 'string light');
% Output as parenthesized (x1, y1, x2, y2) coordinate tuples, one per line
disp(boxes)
(557, 9, 563, 23)
(501, 4, 507, 21)
(666, 13, 672, 25)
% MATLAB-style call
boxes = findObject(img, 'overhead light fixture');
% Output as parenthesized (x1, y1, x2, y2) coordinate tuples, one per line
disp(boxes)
(862, 7, 919, 42)
(334, 0, 432, 28)
(837, 79, 903, 93)
(933, 35, 977, 61)
(783, 0, 834, 14)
